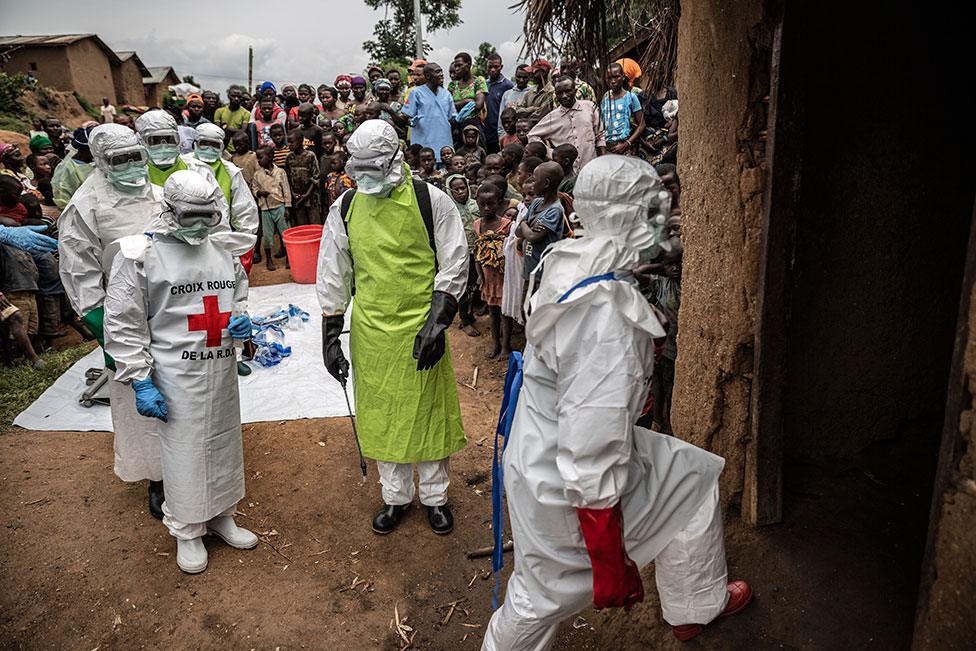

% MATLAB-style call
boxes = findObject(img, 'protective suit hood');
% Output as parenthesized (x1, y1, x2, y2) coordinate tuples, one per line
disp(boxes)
(88, 123, 149, 189)
(573, 155, 670, 252)
(193, 123, 226, 163)
(135, 110, 181, 166)
(153, 170, 224, 245)
(344, 119, 405, 196)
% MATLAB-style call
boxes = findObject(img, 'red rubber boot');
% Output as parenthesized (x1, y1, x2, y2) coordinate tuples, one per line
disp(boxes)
(671, 580, 753, 641)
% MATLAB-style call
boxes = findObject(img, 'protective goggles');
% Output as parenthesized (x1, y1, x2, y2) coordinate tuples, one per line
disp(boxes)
(346, 150, 398, 179)
(145, 133, 179, 146)
(196, 138, 224, 150)
(107, 147, 148, 168)
(166, 201, 221, 227)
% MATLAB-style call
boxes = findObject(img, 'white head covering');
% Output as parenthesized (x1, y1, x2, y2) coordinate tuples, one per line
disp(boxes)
(194, 122, 226, 143)
(88, 123, 144, 174)
(344, 119, 405, 195)
(134, 109, 179, 144)
(154, 170, 223, 243)
(573, 155, 670, 252)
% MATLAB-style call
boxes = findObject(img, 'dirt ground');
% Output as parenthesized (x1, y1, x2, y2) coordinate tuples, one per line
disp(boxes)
(0, 263, 931, 650)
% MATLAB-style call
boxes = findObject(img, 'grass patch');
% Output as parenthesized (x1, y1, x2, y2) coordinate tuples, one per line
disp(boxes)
(0, 113, 30, 134)
(0, 342, 95, 433)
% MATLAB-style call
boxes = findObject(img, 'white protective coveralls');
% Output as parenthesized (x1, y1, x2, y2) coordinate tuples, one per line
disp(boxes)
(316, 120, 468, 507)
(484, 156, 729, 650)
(103, 171, 250, 538)
(192, 123, 259, 240)
(134, 110, 250, 257)
(58, 123, 162, 482)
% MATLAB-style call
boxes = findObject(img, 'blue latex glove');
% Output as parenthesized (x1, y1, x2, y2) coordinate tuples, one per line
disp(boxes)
(132, 378, 168, 422)
(0, 224, 58, 254)
(455, 100, 477, 123)
(228, 314, 252, 340)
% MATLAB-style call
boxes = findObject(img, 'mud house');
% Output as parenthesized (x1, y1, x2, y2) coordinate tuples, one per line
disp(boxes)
(143, 66, 180, 107)
(112, 50, 150, 105)
(0, 34, 120, 104)
(672, 2, 974, 646)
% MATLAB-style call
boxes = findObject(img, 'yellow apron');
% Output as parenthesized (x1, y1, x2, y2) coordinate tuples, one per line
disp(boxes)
(346, 179, 466, 463)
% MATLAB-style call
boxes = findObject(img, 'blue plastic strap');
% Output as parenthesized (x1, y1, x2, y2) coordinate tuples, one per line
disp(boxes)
(491, 350, 524, 609)
(557, 272, 618, 303)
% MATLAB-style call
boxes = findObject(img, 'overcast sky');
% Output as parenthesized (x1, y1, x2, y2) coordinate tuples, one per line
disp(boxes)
(1, 1, 530, 98)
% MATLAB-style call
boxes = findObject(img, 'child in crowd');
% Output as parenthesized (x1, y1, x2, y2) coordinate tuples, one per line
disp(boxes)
(269, 124, 290, 168)
(405, 143, 423, 171)
(514, 155, 543, 195)
(323, 151, 355, 207)
(515, 118, 532, 147)
(447, 173, 482, 337)
(518, 161, 565, 292)
(26, 154, 54, 205)
(464, 161, 481, 191)
(473, 183, 514, 359)
(294, 103, 324, 159)
(439, 146, 455, 169)
(417, 147, 446, 190)
(251, 97, 281, 149)
(552, 143, 579, 194)
(499, 107, 520, 148)
(229, 131, 263, 264)
(456, 124, 486, 163)
(500, 142, 524, 178)
(449, 155, 467, 175)
(251, 146, 292, 271)
(285, 130, 320, 226)
(601, 61, 645, 154)
(524, 141, 549, 161)
(0, 179, 44, 366)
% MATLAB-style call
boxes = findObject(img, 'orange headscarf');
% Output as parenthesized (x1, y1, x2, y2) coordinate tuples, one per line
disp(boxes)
(614, 58, 642, 83)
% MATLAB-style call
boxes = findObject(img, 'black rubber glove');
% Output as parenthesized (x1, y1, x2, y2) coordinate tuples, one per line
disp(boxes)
(413, 291, 458, 371)
(321, 315, 349, 385)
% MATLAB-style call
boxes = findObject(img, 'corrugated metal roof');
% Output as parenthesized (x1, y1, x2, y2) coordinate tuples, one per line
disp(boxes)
(143, 66, 179, 85)
(0, 33, 120, 63)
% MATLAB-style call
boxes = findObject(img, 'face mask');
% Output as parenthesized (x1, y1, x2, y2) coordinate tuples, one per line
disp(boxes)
(174, 221, 211, 244)
(354, 173, 395, 197)
(196, 146, 222, 163)
(106, 163, 148, 188)
(147, 144, 180, 166)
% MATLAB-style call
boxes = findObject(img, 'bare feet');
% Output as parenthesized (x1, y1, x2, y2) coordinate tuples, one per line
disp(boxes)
(500, 347, 511, 360)
(486, 343, 501, 359)
(461, 323, 481, 337)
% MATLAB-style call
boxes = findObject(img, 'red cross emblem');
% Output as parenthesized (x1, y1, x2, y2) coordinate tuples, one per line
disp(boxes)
(187, 295, 230, 347)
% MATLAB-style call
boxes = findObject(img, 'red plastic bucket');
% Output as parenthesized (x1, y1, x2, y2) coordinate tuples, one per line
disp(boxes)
(282, 224, 324, 284)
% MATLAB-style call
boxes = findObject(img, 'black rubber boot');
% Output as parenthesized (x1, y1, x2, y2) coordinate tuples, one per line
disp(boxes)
(148, 480, 165, 520)
(426, 504, 454, 535)
(265, 248, 276, 271)
(372, 504, 407, 534)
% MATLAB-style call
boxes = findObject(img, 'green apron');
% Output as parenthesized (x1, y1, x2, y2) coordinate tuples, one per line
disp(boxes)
(209, 159, 233, 204)
(147, 158, 188, 187)
(346, 179, 466, 463)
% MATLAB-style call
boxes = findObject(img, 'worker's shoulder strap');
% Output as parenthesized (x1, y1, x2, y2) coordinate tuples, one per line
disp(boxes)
(557, 272, 621, 303)
(339, 179, 438, 261)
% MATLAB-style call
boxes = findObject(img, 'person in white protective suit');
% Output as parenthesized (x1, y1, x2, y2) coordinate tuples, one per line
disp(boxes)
(103, 170, 258, 574)
(134, 110, 250, 260)
(192, 122, 260, 376)
(483, 156, 752, 649)
(316, 120, 469, 535)
(57, 123, 166, 519)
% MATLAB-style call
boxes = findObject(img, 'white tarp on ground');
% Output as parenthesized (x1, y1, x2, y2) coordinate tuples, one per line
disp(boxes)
(13, 282, 354, 432)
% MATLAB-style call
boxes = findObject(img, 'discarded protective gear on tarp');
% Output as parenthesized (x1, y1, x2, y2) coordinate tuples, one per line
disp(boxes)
(57, 123, 163, 483)
(249, 303, 309, 367)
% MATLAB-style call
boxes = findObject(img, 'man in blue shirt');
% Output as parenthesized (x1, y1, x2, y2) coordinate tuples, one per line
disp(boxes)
(402, 63, 457, 163)
(484, 53, 514, 154)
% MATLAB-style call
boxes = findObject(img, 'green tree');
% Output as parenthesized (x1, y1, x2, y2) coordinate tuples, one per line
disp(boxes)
(472, 42, 497, 78)
(362, 0, 463, 65)
(182, 74, 197, 86)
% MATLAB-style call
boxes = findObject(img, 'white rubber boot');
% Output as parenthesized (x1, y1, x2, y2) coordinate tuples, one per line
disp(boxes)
(207, 516, 258, 549)
(176, 537, 208, 574)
